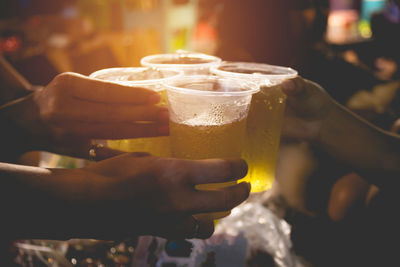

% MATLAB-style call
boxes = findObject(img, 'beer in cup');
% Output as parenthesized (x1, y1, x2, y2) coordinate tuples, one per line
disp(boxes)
(211, 62, 298, 192)
(164, 75, 258, 218)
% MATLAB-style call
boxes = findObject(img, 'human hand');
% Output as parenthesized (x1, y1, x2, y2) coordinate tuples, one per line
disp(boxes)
(49, 155, 250, 240)
(281, 77, 335, 141)
(4, 72, 169, 159)
(275, 143, 370, 222)
(326, 117, 400, 222)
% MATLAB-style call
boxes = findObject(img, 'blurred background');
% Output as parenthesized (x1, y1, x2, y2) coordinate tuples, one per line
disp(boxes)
(0, 0, 204, 85)
(2, 1, 400, 266)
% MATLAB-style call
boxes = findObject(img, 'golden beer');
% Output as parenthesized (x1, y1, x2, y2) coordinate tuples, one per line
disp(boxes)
(170, 118, 246, 160)
(107, 90, 171, 156)
(210, 62, 297, 193)
(240, 85, 286, 192)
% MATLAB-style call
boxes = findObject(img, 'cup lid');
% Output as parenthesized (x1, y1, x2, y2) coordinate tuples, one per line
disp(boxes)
(163, 75, 259, 97)
(141, 51, 222, 70)
(89, 67, 183, 89)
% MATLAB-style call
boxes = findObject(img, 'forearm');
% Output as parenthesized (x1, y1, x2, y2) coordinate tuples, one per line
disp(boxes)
(0, 92, 39, 162)
(1, 163, 61, 239)
(0, 56, 33, 105)
(1, 163, 96, 240)
(0, 162, 140, 240)
(317, 101, 400, 187)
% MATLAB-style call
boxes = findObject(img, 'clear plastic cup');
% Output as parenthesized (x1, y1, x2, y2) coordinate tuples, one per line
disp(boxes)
(163, 75, 259, 218)
(211, 62, 298, 193)
(140, 51, 222, 75)
(89, 67, 182, 156)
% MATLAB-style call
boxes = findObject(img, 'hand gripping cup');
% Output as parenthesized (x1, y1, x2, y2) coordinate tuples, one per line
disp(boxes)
(211, 62, 298, 193)
(89, 67, 182, 156)
(163, 75, 259, 218)
(140, 51, 222, 75)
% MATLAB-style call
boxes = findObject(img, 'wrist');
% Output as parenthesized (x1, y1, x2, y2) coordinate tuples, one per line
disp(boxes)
(0, 92, 41, 162)
(315, 100, 352, 152)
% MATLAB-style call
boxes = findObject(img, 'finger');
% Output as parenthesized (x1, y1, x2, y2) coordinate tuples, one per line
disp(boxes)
(282, 77, 311, 111)
(283, 77, 326, 104)
(67, 99, 169, 124)
(94, 150, 151, 161)
(186, 158, 248, 185)
(391, 118, 400, 133)
(281, 77, 304, 96)
(284, 78, 329, 117)
(48, 140, 127, 160)
(161, 215, 215, 240)
(190, 182, 251, 213)
(62, 72, 161, 104)
(54, 121, 169, 139)
(191, 214, 215, 239)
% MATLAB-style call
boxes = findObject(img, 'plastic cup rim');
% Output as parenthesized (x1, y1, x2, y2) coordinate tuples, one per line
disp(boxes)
(140, 53, 222, 70)
(210, 61, 298, 81)
(89, 67, 183, 90)
(162, 75, 260, 97)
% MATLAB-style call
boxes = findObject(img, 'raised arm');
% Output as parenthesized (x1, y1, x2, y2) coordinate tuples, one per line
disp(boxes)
(282, 77, 400, 187)
(0, 72, 169, 162)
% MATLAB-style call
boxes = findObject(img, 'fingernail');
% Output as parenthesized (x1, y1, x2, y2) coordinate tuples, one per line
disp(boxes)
(158, 124, 169, 135)
(157, 109, 169, 122)
(148, 93, 161, 104)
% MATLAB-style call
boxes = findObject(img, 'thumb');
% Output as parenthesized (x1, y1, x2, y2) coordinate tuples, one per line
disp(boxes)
(89, 144, 152, 161)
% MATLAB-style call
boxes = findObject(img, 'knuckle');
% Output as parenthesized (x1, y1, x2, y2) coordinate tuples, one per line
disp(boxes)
(52, 73, 69, 90)
(52, 72, 77, 95)
(158, 194, 187, 214)
(114, 157, 200, 223)
(41, 98, 65, 122)
(148, 158, 193, 213)
(157, 158, 188, 180)
(54, 72, 74, 84)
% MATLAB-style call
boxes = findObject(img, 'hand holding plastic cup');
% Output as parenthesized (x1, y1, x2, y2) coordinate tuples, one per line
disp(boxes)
(163, 75, 259, 218)
(211, 62, 298, 193)
(89, 67, 182, 156)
